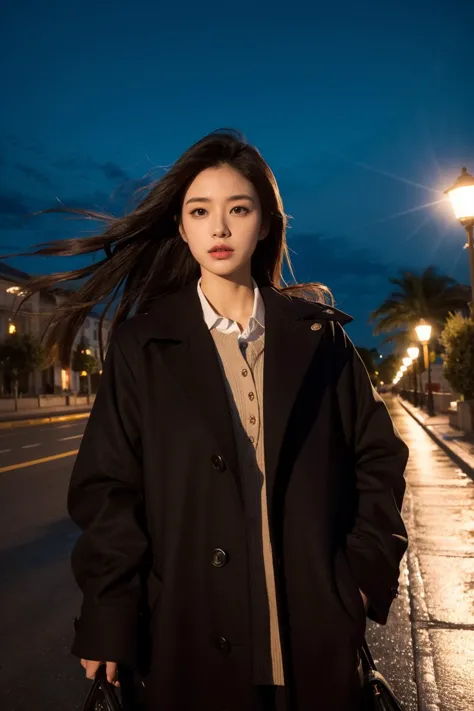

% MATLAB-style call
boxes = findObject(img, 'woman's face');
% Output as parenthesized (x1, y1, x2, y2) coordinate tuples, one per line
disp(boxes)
(179, 163, 266, 280)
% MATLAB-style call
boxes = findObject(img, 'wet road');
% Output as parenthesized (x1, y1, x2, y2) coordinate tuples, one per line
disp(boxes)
(0, 397, 472, 710)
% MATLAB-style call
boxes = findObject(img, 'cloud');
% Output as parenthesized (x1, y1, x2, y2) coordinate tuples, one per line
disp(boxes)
(6, 134, 44, 156)
(288, 232, 390, 281)
(52, 157, 84, 171)
(98, 161, 129, 182)
(15, 163, 53, 187)
(0, 190, 32, 229)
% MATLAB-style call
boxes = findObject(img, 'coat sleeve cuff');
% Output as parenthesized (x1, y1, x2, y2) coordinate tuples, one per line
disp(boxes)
(72, 604, 139, 669)
(346, 544, 400, 625)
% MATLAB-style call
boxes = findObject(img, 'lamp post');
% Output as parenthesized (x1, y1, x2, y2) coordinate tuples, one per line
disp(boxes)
(407, 345, 420, 407)
(402, 357, 413, 404)
(445, 167, 474, 310)
(415, 320, 435, 417)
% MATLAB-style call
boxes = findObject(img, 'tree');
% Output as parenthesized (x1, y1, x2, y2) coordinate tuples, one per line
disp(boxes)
(440, 313, 474, 401)
(377, 354, 398, 386)
(355, 347, 378, 383)
(71, 336, 100, 404)
(370, 266, 470, 349)
(0, 332, 44, 410)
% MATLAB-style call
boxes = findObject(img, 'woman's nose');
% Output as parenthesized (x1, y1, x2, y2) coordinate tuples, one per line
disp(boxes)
(212, 223, 230, 238)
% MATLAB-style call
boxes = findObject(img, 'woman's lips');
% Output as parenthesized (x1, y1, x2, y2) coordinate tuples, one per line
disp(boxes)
(209, 248, 234, 260)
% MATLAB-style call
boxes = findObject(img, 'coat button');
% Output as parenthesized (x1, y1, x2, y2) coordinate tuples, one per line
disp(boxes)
(215, 636, 230, 654)
(310, 322, 322, 331)
(324, 308, 335, 315)
(212, 548, 228, 567)
(211, 454, 226, 472)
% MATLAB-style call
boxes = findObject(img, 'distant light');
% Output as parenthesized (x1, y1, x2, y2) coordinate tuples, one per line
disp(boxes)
(407, 346, 420, 360)
(80, 370, 87, 377)
(85, 349, 91, 355)
(6, 286, 27, 296)
(8, 323, 16, 334)
(450, 401, 458, 410)
(402, 357, 412, 367)
(401, 365, 407, 372)
(380, 381, 384, 385)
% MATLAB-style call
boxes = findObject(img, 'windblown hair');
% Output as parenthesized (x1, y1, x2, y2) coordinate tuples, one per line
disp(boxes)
(3, 129, 332, 367)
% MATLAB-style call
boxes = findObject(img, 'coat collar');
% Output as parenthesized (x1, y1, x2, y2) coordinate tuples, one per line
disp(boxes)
(136, 280, 353, 346)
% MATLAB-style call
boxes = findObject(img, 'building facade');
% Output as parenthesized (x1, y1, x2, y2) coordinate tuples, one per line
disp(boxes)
(0, 263, 111, 396)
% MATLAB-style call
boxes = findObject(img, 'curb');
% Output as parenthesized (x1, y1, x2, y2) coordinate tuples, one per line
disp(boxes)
(398, 398, 474, 481)
(405, 488, 442, 711)
(0, 411, 90, 430)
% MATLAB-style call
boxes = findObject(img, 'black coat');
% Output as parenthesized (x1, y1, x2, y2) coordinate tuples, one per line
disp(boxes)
(69, 281, 409, 711)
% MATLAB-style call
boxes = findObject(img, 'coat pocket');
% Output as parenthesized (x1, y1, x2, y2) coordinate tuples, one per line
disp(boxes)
(334, 548, 367, 631)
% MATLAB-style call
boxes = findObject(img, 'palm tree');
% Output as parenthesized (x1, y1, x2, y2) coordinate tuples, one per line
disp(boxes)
(370, 266, 470, 349)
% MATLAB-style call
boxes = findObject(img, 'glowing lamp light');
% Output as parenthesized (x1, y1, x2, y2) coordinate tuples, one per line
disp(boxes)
(415, 321, 432, 344)
(402, 357, 412, 367)
(401, 365, 407, 373)
(445, 167, 474, 223)
(407, 346, 419, 360)
(85, 349, 91, 355)
(8, 323, 16, 334)
(80, 370, 87, 377)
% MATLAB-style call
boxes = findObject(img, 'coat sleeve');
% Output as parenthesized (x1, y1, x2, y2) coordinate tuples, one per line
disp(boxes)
(343, 338, 409, 625)
(68, 326, 148, 668)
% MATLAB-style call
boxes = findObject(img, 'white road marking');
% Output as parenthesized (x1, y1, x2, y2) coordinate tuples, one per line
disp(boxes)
(0, 448, 11, 453)
(57, 434, 83, 441)
(22, 443, 42, 449)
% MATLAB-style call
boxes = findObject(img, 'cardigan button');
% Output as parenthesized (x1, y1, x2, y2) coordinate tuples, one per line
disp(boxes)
(211, 454, 226, 472)
(215, 636, 230, 654)
(212, 548, 228, 568)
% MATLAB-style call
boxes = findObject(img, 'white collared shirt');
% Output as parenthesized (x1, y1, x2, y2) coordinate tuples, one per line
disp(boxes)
(197, 278, 265, 343)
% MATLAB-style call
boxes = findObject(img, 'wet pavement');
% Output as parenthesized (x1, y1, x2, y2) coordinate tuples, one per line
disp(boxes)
(383, 395, 474, 711)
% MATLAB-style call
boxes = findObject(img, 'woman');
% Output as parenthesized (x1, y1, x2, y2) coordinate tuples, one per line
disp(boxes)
(14, 130, 408, 710)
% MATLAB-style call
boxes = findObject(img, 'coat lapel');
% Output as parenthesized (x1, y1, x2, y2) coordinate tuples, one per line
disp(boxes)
(138, 282, 240, 491)
(261, 287, 353, 501)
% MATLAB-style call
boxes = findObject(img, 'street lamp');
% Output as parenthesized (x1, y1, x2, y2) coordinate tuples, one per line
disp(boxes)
(415, 320, 435, 417)
(407, 345, 420, 407)
(445, 167, 474, 309)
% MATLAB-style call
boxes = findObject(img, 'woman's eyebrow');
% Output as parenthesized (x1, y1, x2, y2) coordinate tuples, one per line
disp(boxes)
(185, 194, 256, 205)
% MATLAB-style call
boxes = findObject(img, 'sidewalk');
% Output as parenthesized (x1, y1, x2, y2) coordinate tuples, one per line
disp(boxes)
(0, 403, 92, 429)
(399, 397, 474, 478)
(387, 396, 474, 711)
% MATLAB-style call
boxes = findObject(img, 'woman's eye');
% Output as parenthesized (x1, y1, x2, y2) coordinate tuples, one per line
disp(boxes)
(231, 206, 250, 215)
(191, 208, 207, 217)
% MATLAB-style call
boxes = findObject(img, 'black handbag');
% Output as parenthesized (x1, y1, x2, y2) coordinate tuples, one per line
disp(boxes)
(360, 639, 406, 710)
(82, 664, 122, 711)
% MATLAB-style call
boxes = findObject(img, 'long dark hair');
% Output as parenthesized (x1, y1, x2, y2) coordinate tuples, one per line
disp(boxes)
(2, 129, 331, 367)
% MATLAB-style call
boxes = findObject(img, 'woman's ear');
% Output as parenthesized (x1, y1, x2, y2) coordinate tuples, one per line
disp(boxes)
(258, 221, 269, 241)
(175, 215, 187, 243)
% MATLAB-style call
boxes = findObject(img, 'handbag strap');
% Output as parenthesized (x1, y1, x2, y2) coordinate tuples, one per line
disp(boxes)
(360, 637, 377, 671)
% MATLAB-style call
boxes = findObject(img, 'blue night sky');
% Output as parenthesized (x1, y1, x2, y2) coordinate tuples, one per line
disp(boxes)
(1, 0, 473, 350)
